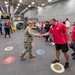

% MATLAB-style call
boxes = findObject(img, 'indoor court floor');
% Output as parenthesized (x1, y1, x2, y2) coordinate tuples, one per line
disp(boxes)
(0, 29, 75, 75)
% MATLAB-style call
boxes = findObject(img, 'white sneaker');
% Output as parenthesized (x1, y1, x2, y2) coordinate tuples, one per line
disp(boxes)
(52, 42, 55, 45)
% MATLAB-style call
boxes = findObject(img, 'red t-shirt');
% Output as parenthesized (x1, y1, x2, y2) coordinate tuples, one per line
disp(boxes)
(71, 26, 75, 42)
(40, 23, 45, 28)
(48, 22, 68, 44)
(7, 21, 12, 26)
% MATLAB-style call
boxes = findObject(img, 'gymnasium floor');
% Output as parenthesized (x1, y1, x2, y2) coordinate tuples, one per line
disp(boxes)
(0, 29, 75, 75)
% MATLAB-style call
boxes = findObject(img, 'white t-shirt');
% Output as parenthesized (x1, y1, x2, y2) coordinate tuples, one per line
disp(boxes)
(40, 23, 45, 28)
(65, 21, 70, 27)
(36, 22, 40, 28)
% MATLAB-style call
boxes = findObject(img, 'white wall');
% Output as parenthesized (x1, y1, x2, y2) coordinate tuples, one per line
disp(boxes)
(24, 0, 75, 23)
(24, 9, 37, 19)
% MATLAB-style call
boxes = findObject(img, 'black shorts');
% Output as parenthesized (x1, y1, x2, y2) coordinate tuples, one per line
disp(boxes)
(55, 43, 69, 53)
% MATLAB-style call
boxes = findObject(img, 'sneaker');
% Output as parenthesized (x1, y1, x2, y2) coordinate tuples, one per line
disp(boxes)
(29, 54, 35, 58)
(52, 59, 60, 63)
(52, 42, 55, 45)
(20, 53, 25, 60)
(64, 62, 69, 69)
(71, 53, 75, 56)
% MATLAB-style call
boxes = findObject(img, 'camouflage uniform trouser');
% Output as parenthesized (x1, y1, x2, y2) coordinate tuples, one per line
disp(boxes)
(22, 40, 32, 55)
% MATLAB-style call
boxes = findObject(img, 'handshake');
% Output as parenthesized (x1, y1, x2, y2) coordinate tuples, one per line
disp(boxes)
(37, 32, 49, 38)
(38, 34, 44, 38)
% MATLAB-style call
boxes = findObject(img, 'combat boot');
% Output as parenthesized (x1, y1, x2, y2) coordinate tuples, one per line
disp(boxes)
(29, 54, 35, 58)
(20, 53, 26, 60)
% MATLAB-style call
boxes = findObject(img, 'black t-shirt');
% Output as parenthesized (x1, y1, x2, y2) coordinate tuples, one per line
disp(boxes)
(4, 23, 10, 28)
(45, 24, 51, 32)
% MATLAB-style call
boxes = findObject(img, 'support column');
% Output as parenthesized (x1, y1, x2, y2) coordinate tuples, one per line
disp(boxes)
(23, 17, 28, 29)
(10, 5, 14, 26)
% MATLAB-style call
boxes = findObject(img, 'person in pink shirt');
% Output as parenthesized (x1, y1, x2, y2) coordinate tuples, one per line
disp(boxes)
(7, 20, 13, 33)
(70, 21, 75, 59)
(40, 18, 71, 69)
(40, 22, 45, 33)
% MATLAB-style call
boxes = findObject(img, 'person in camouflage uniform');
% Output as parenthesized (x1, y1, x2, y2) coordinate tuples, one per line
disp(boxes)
(20, 21, 40, 60)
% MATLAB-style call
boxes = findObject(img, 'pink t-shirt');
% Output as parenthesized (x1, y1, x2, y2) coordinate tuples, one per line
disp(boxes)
(71, 26, 75, 42)
(7, 21, 12, 26)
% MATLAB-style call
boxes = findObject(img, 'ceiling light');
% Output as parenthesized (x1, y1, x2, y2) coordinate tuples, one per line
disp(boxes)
(24, 9, 26, 11)
(18, 4, 20, 6)
(48, 0, 52, 2)
(32, 2, 35, 5)
(15, 9, 17, 12)
(5, 1, 8, 4)
(26, 8, 28, 9)
(5, 5, 8, 7)
(20, 8, 27, 15)
(28, 5, 31, 7)
(22, 10, 24, 12)
(20, 11, 23, 14)
(41, 4, 45, 6)
(19, 0, 22, 3)
(20, 12, 22, 14)
(16, 7, 19, 8)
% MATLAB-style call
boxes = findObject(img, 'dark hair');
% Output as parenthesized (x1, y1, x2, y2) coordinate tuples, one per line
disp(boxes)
(63, 21, 66, 24)
(46, 21, 49, 23)
(51, 18, 57, 22)
(66, 18, 69, 20)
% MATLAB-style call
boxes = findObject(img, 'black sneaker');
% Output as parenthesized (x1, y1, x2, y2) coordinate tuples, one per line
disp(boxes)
(71, 53, 75, 56)
(52, 59, 60, 63)
(64, 62, 69, 69)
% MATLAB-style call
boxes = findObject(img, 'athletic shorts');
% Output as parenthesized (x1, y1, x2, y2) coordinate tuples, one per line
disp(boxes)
(55, 43, 69, 53)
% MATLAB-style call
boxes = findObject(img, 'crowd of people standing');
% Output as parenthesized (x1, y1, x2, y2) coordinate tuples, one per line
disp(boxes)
(20, 18, 75, 70)
(0, 20, 13, 38)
